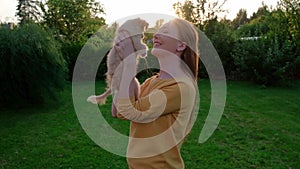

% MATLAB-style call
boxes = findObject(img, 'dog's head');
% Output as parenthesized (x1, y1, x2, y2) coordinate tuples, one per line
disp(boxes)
(117, 18, 149, 58)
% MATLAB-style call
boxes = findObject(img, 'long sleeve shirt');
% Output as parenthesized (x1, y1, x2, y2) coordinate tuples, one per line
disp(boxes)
(116, 75, 197, 169)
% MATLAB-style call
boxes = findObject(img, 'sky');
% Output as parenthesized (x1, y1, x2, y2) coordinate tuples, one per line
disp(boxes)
(0, 0, 279, 24)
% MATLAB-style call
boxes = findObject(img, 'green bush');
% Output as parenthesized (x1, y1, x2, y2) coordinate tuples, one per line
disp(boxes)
(60, 42, 84, 80)
(203, 19, 236, 78)
(0, 23, 67, 107)
(60, 24, 116, 81)
(232, 35, 298, 86)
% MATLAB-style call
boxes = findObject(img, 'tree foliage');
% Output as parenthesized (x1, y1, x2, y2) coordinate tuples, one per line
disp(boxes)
(232, 4, 300, 85)
(173, 0, 299, 85)
(173, 0, 235, 78)
(278, 0, 300, 49)
(202, 18, 235, 76)
(0, 22, 67, 107)
(231, 9, 248, 30)
(38, 0, 106, 79)
(250, 4, 270, 21)
(173, 0, 227, 27)
(41, 0, 106, 42)
(16, 0, 42, 23)
(234, 7, 270, 38)
(233, 36, 297, 86)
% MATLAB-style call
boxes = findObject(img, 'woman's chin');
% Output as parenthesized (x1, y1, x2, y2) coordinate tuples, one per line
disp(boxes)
(150, 48, 159, 57)
(151, 48, 173, 57)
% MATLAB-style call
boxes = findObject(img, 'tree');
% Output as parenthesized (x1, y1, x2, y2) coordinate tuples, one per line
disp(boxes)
(154, 19, 165, 30)
(278, 0, 300, 48)
(232, 9, 248, 30)
(233, 5, 271, 38)
(203, 18, 235, 76)
(41, 0, 105, 42)
(40, 0, 106, 79)
(173, 0, 228, 27)
(232, 4, 300, 85)
(250, 4, 270, 21)
(277, 0, 300, 78)
(173, 0, 236, 78)
(0, 22, 67, 107)
(16, 0, 42, 23)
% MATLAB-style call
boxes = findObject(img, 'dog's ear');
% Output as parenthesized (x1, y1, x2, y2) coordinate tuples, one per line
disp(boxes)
(138, 19, 149, 31)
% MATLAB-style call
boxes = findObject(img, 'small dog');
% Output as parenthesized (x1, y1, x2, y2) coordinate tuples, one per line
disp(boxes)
(87, 18, 148, 117)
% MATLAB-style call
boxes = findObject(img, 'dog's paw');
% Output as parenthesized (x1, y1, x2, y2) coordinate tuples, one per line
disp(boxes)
(87, 95, 98, 104)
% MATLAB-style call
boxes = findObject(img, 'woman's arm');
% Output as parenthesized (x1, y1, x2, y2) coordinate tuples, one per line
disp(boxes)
(112, 77, 140, 118)
(116, 82, 195, 123)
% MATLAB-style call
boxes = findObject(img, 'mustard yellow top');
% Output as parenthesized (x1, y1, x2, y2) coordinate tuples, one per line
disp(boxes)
(116, 75, 197, 169)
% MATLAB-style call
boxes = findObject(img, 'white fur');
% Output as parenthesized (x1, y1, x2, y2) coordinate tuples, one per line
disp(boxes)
(93, 18, 149, 117)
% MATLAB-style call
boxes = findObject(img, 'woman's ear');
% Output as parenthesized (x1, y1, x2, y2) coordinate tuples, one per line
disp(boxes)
(176, 42, 187, 52)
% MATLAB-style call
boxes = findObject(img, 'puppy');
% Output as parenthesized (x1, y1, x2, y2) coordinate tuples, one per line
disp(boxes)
(87, 18, 148, 117)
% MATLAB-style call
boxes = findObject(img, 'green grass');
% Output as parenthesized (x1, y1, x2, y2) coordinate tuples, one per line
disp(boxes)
(1, 80, 300, 169)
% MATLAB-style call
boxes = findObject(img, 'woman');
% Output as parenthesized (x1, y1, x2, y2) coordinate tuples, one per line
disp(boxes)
(114, 18, 199, 169)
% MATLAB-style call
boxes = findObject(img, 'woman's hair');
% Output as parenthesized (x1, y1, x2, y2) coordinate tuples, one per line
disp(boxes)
(170, 18, 199, 80)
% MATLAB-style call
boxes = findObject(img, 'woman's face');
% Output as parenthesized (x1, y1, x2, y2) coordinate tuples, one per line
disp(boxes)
(151, 22, 183, 56)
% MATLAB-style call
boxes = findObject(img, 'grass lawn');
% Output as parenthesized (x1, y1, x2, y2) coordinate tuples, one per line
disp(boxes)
(0, 79, 299, 169)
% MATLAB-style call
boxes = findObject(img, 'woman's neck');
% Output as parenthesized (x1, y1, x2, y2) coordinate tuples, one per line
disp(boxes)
(158, 71, 172, 79)
(157, 54, 185, 79)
